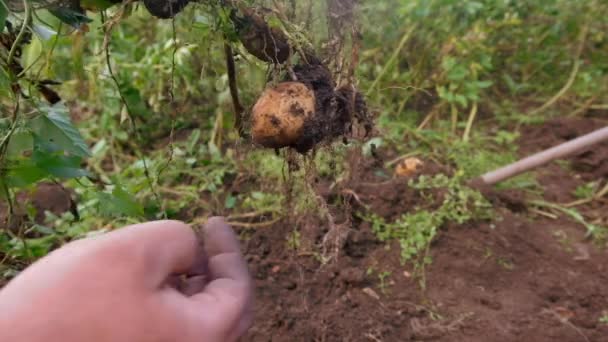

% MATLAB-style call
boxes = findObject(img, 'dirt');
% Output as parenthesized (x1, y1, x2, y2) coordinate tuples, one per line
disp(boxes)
(0, 182, 75, 232)
(241, 116, 608, 341)
(2, 118, 607, 341)
(291, 63, 373, 153)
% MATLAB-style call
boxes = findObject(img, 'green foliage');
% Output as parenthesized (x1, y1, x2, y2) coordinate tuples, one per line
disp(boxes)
(0, 3, 7, 30)
(2, 103, 90, 189)
(362, 173, 492, 267)
(573, 182, 599, 200)
(97, 184, 144, 218)
(362, 0, 607, 133)
(2, 0, 607, 285)
(531, 201, 607, 243)
(30, 104, 91, 157)
(286, 230, 301, 250)
(377, 270, 392, 294)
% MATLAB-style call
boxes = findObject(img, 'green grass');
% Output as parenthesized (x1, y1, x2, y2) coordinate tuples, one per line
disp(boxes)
(2, 0, 608, 281)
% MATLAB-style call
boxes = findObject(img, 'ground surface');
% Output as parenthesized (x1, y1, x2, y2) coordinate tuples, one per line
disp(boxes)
(1, 117, 607, 341)
(241, 116, 608, 341)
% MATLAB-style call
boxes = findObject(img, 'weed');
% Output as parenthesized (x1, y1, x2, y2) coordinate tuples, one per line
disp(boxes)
(600, 313, 608, 325)
(496, 257, 514, 270)
(531, 200, 608, 243)
(378, 271, 392, 294)
(446, 139, 538, 191)
(573, 182, 599, 200)
(365, 267, 393, 294)
(286, 230, 301, 251)
(361, 173, 492, 277)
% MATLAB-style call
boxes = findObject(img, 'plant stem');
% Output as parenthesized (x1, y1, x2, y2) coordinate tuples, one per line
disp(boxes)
(366, 25, 417, 96)
(463, 102, 478, 142)
(450, 104, 458, 134)
(530, 24, 588, 115)
(6, 0, 30, 72)
(224, 41, 244, 134)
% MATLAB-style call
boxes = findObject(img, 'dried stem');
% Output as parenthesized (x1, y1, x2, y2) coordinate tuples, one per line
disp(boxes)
(530, 24, 589, 115)
(224, 42, 245, 134)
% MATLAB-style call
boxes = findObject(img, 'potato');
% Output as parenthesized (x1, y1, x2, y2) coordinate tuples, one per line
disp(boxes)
(251, 82, 316, 149)
(395, 157, 424, 177)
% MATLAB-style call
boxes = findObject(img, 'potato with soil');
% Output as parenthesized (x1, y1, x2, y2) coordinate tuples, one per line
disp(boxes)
(251, 82, 315, 149)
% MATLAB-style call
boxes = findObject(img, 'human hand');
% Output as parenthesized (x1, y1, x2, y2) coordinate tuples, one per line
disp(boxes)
(0, 217, 253, 342)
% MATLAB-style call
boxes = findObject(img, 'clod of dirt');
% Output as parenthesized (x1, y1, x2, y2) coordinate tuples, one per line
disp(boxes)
(251, 82, 315, 149)
(143, 0, 190, 19)
(339, 267, 366, 285)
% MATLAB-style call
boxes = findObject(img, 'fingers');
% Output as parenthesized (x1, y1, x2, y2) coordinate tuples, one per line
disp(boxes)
(189, 217, 254, 339)
(203, 217, 250, 282)
(96, 220, 200, 288)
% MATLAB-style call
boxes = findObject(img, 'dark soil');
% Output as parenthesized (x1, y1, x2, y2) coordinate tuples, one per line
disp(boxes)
(2, 118, 607, 341)
(0, 182, 74, 232)
(242, 117, 608, 341)
(292, 63, 373, 153)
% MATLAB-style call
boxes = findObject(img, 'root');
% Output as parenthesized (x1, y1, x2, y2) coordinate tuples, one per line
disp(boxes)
(302, 154, 351, 263)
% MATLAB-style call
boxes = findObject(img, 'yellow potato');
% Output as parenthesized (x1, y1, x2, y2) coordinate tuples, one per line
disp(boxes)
(251, 82, 315, 149)
(395, 157, 424, 177)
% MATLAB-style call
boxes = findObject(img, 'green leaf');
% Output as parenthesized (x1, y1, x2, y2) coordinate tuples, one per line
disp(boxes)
(32, 150, 89, 179)
(98, 185, 144, 217)
(10, 235, 58, 259)
(186, 129, 201, 153)
(251, 192, 265, 200)
(48, 7, 92, 28)
(447, 65, 468, 81)
(476, 80, 493, 89)
(7, 129, 33, 156)
(29, 104, 91, 157)
(5, 158, 47, 188)
(112, 185, 144, 216)
(224, 195, 236, 209)
(454, 94, 468, 107)
(22, 35, 43, 72)
(0, 2, 7, 30)
(118, 82, 151, 117)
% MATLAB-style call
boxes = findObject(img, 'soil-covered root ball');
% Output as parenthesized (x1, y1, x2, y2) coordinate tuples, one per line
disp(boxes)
(251, 82, 315, 149)
(143, 0, 190, 19)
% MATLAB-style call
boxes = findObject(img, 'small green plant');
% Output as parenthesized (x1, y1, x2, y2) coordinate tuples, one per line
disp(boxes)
(573, 182, 598, 200)
(531, 200, 608, 243)
(378, 271, 392, 294)
(446, 139, 538, 191)
(496, 257, 514, 270)
(599, 312, 608, 325)
(286, 230, 301, 251)
(361, 173, 492, 276)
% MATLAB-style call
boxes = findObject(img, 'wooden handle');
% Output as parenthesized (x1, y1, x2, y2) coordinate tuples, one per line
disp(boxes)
(480, 126, 608, 186)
